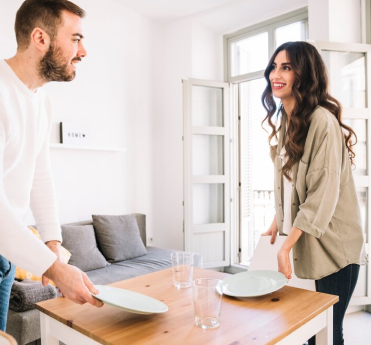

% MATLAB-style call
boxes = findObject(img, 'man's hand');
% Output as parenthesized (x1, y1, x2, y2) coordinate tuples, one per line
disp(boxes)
(42, 240, 62, 286)
(44, 260, 103, 307)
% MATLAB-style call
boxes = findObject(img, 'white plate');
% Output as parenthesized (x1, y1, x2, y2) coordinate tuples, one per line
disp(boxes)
(222, 270, 287, 297)
(92, 285, 168, 314)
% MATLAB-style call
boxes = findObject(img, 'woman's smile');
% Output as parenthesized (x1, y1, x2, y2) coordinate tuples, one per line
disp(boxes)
(272, 82, 286, 90)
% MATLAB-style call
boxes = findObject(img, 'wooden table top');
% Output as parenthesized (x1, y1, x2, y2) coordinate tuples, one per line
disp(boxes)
(36, 268, 338, 345)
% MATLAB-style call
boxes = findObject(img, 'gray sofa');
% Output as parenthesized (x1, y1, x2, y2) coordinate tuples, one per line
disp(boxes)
(6, 213, 197, 345)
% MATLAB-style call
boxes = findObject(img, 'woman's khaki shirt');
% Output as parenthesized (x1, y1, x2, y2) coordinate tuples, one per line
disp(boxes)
(273, 106, 368, 280)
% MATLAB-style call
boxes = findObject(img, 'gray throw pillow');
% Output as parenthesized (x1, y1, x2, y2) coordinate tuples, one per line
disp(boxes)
(61, 224, 109, 271)
(92, 214, 147, 262)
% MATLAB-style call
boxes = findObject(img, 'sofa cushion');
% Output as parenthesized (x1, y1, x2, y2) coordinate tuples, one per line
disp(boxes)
(61, 224, 109, 271)
(85, 247, 203, 285)
(85, 247, 171, 285)
(92, 214, 147, 262)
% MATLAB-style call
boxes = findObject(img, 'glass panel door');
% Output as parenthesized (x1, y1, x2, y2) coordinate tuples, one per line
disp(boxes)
(322, 51, 366, 108)
(192, 86, 224, 126)
(343, 118, 367, 176)
(192, 135, 224, 175)
(184, 79, 230, 268)
(314, 41, 371, 306)
(193, 184, 224, 225)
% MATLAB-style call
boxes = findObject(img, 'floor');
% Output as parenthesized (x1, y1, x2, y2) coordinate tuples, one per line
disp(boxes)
(343, 310, 371, 345)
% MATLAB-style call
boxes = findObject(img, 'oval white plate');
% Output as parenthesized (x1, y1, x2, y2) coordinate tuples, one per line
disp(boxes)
(222, 270, 287, 297)
(92, 285, 168, 314)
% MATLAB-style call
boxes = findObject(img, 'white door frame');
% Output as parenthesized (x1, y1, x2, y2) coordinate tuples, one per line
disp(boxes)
(183, 78, 230, 268)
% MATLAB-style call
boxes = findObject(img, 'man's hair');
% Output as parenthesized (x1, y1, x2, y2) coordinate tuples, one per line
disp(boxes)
(15, 0, 85, 50)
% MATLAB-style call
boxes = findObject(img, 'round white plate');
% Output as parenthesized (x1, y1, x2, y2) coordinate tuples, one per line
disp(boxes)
(222, 270, 287, 297)
(92, 285, 168, 314)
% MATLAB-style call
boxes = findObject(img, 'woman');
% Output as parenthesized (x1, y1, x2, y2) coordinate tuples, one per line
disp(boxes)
(261, 41, 368, 345)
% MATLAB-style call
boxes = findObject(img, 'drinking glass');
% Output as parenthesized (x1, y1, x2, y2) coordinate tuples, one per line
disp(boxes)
(192, 278, 223, 329)
(171, 252, 194, 288)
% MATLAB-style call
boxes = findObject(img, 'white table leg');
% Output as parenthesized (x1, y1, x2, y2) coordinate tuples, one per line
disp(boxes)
(40, 312, 59, 345)
(316, 306, 333, 345)
(275, 306, 333, 345)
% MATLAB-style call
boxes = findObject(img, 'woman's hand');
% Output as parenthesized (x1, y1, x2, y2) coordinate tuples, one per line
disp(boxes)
(276, 226, 303, 279)
(261, 227, 278, 244)
(277, 247, 292, 279)
(261, 215, 278, 244)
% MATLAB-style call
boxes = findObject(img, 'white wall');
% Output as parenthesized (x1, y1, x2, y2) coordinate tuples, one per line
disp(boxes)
(308, 0, 362, 42)
(0, 0, 161, 240)
(329, 0, 362, 43)
(192, 22, 223, 81)
(152, 19, 192, 249)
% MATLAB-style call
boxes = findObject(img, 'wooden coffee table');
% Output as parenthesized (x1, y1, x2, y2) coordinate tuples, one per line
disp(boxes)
(36, 268, 338, 344)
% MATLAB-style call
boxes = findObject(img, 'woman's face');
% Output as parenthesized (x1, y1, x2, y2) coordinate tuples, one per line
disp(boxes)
(269, 50, 296, 108)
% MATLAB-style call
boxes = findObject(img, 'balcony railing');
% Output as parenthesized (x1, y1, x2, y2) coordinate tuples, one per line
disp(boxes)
(252, 189, 275, 249)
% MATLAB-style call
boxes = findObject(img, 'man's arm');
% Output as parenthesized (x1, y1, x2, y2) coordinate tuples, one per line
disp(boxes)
(29, 108, 62, 245)
(42, 240, 61, 286)
(0, 100, 58, 275)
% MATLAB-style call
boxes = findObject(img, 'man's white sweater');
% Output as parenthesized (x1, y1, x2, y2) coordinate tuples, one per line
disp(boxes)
(0, 60, 61, 276)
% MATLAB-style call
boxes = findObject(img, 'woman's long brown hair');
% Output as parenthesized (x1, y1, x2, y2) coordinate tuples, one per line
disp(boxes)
(261, 41, 357, 181)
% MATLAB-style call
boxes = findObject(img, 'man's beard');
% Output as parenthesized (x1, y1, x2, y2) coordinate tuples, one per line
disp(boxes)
(38, 44, 78, 82)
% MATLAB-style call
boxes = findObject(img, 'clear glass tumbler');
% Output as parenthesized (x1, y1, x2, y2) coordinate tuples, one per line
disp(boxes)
(171, 252, 194, 288)
(192, 278, 223, 329)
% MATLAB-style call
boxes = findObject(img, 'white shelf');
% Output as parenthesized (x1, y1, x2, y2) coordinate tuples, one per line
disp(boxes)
(49, 143, 127, 152)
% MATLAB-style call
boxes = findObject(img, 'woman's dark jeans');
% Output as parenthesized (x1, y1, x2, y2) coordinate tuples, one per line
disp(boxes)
(0, 255, 16, 331)
(308, 264, 360, 345)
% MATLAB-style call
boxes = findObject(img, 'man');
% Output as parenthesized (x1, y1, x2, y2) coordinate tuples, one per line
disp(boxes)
(0, 0, 103, 331)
